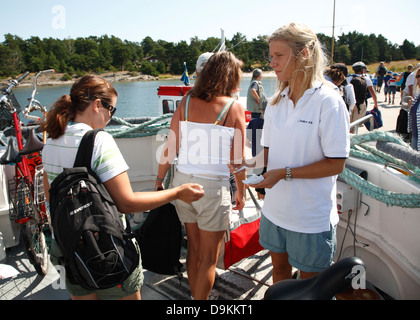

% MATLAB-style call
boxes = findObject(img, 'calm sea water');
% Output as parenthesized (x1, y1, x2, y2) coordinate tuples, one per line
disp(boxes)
(12, 78, 278, 119)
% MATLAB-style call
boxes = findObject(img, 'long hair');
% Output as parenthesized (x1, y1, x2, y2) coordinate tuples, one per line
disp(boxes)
(189, 51, 243, 102)
(41, 75, 117, 139)
(269, 23, 329, 104)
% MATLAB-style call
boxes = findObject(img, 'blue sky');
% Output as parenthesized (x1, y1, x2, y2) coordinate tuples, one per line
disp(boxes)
(1, 0, 418, 46)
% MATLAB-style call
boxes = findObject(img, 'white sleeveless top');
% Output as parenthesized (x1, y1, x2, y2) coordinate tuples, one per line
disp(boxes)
(177, 96, 235, 178)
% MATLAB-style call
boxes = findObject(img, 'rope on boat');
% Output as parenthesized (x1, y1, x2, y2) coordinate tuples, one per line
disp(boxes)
(106, 114, 173, 138)
(339, 131, 420, 208)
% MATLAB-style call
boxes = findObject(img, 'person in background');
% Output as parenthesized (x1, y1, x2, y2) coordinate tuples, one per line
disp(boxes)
(399, 64, 413, 103)
(403, 63, 420, 99)
(42, 75, 204, 300)
(246, 110, 266, 199)
(325, 64, 356, 118)
(247, 68, 267, 119)
(408, 93, 420, 151)
(375, 62, 388, 93)
(398, 68, 420, 141)
(156, 51, 246, 300)
(387, 73, 398, 104)
(195, 52, 213, 75)
(347, 62, 378, 126)
(383, 71, 393, 103)
(231, 22, 350, 283)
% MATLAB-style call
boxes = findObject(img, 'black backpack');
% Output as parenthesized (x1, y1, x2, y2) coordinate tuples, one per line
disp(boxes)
(350, 75, 368, 107)
(378, 66, 387, 76)
(135, 198, 183, 276)
(49, 129, 139, 290)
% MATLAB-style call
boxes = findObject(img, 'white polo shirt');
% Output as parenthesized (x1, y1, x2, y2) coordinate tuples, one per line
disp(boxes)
(261, 81, 350, 233)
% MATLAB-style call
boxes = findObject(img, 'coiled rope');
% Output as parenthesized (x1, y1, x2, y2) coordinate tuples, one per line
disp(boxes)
(339, 131, 420, 208)
(106, 114, 173, 138)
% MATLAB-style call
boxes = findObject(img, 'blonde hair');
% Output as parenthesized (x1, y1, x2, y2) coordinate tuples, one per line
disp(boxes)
(269, 23, 329, 104)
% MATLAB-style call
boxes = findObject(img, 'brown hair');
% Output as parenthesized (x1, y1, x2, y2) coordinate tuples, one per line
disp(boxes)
(325, 67, 346, 84)
(41, 75, 117, 139)
(189, 51, 243, 102)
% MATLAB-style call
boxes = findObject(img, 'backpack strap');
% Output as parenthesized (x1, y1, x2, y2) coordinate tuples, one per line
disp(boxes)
(73, 129, 103, 168)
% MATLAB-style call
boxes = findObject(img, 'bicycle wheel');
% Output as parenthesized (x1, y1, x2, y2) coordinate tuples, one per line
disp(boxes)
(21, 212, 49, 276)
(17, 178, 50, 276)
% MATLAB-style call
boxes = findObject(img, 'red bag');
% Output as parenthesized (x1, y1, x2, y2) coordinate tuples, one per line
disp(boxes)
(217, 190, 264, 269)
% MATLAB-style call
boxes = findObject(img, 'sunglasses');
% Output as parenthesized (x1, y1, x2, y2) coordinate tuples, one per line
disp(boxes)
(100, 100, 116, 117)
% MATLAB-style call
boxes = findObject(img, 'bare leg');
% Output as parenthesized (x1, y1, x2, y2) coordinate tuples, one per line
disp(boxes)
(270, 251, 292, 284)
(119, 289, 141, 300)
(71, 292, 100, 300)
(184, 223, 200, 298)
(300, 271, 318, 280)
(193, 229, 225, 300)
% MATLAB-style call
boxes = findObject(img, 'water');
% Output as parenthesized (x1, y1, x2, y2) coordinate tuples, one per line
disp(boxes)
(12, 78, 278, 119)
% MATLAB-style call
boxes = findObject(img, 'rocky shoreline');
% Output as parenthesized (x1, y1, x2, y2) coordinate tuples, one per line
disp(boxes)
(1, 70, 277, 88)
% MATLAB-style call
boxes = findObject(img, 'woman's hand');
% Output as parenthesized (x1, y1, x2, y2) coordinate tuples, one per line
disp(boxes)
(246, 168, 284, 189)
(154, 179, 164, 191)
(233, 191, 246, 211)
(176, 183, 204, 204)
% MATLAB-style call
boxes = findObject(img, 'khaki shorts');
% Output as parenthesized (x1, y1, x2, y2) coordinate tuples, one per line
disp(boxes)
(350, 102, 367, 123)
(172, 170, 232, 232)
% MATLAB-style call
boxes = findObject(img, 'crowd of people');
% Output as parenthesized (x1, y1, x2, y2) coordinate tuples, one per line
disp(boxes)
(39, 21, 419, 301)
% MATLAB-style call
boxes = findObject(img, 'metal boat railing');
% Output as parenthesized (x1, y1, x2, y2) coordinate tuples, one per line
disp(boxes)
(349, 114, 373, 135)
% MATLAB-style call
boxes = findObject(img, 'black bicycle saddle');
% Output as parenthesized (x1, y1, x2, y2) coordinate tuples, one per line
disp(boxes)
(264, 256, 366, 300)
(0, 138, 22, 165)
(19, 128, 44, 155)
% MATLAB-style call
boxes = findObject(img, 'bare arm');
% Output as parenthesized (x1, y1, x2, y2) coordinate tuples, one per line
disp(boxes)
(105, 171, 204, 213)
(368, 86, 378, 109)
(155, 102, 182, 190)
(250, 88, 260, 104)
(230, 101, 247, 210)
(249, 158, 346, 189)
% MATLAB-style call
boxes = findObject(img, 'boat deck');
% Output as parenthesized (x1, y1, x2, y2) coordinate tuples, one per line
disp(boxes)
(0, 93, 414, 301)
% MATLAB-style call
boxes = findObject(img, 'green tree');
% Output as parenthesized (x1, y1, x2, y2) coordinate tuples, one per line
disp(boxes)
(400, 40, 416, 60)
(335, 44, 351, 65)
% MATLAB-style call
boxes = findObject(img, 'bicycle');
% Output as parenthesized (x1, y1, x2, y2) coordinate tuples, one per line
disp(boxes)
(0, 69, 54, 276)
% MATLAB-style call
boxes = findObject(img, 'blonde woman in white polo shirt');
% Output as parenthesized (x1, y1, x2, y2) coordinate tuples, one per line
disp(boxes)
(42, 75, 204, 300)
(231, 23, 350, 283)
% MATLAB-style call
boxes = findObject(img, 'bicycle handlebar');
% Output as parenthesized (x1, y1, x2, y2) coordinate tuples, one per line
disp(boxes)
(39, 69, 55, 75)
(16, 71, 30, 83)
(24, 69, 55, 118)
(0, 71, 30, 104)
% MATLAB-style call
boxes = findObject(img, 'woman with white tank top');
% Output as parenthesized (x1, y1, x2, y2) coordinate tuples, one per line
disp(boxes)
(156, 51, 246, 300)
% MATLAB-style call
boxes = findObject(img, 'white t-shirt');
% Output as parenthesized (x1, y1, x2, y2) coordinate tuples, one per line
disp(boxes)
(261, 82, 350, 233)
(403, 71, 417, 95)
(343, 84, 357, 114)
(43, 122, 129, 185)
(347, 74, 373, 88)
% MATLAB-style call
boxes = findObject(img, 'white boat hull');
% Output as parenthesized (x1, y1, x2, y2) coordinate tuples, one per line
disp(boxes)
(335, 156, 420, 299)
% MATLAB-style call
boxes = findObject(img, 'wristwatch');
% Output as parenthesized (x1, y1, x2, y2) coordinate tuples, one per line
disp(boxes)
(285, 167, 292, 181)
